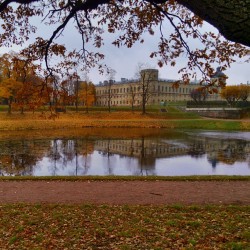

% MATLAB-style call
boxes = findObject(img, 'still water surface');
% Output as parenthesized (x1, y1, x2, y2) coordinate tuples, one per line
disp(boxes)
(0, 129, 249, 176)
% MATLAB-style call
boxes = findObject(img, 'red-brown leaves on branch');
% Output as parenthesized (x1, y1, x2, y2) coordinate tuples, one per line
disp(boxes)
(0, 0, 248, 83)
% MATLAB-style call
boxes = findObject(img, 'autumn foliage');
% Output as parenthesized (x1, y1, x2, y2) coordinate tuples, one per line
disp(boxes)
(190, 87, 208, 103)
(0, 52, 97, 113)
(220, 85, 250, 106)
(78, 81, 96, 113)
(0, 0, 248, 86)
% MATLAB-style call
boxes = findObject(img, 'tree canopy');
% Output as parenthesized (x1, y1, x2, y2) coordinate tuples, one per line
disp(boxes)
(0, 0, 249, 85)
(220, 84, 250, 106)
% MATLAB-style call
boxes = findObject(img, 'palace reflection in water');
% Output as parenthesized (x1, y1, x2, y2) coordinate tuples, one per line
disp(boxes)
(0, 130, 249, 176)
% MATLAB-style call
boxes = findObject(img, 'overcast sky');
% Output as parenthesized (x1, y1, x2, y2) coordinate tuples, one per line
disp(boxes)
(0, 9, 249, 86)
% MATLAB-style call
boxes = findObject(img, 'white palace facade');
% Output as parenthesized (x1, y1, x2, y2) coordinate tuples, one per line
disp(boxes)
(95, 69, 221, 107)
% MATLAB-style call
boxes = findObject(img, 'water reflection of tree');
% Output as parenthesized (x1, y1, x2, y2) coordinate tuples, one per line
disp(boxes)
(1, 131, 249, 177)
(100, 139, 114, 175)
(216, 140, 248, 165)
(46, 138, 94, 176)
(186, 135, 250, 167)
(187, 140, 205, 158)
(78, 137, 94, 176)
(138, 137, 156, 176)
(96, 138, 157, 176)
(0, 139, 46, 176)
(47, 139, 62, 176)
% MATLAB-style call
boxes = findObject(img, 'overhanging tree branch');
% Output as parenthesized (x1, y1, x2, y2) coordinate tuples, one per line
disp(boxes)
(0, 0, 249, 46)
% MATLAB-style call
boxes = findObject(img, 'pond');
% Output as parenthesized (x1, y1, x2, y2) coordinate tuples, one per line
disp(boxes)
(0, 128, 249, 176)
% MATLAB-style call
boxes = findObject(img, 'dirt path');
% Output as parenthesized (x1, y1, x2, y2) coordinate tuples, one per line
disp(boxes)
(0, 181, 249, 205)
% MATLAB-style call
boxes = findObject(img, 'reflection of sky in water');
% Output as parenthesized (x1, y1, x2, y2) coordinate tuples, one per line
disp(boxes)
(33, 151, 250, 177)
(34, 152, 142, 176)
(155, 156, 248, 176)
(1, 130, 250, 176)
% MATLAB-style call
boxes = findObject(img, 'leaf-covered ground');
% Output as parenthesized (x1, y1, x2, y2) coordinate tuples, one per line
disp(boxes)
(0, 204, 249, 249)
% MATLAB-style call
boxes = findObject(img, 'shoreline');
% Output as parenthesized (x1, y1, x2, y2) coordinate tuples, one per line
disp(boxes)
(0, 111, 249, 131)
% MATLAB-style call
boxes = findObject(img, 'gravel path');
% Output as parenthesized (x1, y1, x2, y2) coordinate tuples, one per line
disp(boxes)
(0, 181, 249, 205)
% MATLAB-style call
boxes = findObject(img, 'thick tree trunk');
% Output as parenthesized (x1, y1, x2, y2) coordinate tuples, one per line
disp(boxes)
(7, 99, 12, 114)
(177, 0, 250, 47)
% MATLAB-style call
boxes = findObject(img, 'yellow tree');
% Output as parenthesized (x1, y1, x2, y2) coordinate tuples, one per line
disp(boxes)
(0, 52, 44, 113)
(15, 67, 40, 113)
(79, 81, 96, 113)
(238, 84, 250, 102)
(0, 78, 23, 113)
(220, 86, 241, 106)
(30, 75, 47, 112)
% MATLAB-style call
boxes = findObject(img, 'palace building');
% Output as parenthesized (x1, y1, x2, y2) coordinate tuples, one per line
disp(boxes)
(95, 69, 221, 106)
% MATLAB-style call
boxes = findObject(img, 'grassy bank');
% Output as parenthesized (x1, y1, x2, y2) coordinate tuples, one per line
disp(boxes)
(0, 111, 249, 131)
(0, 204, 249, 249)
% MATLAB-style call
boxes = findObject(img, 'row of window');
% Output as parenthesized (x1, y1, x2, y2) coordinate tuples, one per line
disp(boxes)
(96, 141, 187, 155)
(96, 97, 189, 106)
(98, 93, 191, 101)
(96, 86, 194, 95)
